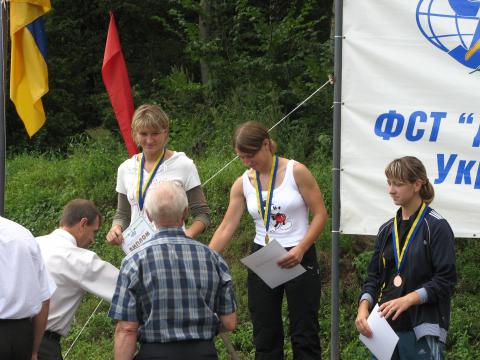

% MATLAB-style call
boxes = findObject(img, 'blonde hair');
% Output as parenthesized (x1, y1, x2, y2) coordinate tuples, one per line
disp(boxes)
(385, 156, 435, 204)
(233, 121, 277, 155)
(131, 104, 170, 145)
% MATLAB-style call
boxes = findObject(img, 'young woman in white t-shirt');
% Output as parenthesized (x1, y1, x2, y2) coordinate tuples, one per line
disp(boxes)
(106, 104, 210, 245)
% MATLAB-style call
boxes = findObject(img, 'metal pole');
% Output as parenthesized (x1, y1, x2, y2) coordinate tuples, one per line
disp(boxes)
(0, 2, 7, 217)
(219, 333, 240, 360)
(331, 0, 343, 359)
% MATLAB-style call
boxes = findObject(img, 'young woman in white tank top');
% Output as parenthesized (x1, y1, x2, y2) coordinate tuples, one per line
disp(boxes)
(210, 121, 328, 359)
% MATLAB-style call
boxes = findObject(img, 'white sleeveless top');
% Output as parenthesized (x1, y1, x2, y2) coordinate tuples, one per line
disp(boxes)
(243, 160, 309, 247)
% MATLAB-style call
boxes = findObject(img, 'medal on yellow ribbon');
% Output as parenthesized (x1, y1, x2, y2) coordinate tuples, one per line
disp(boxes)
(391, 202, 429, 287)
(254, 155, 278, 245)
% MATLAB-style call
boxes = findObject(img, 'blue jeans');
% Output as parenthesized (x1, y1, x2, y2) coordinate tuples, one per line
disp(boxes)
(371, 331, 444, 360)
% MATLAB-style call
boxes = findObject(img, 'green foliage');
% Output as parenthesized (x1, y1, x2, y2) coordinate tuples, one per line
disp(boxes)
(60, 296, 115, 360)
(7, 0, 333, 156)
(352, 250, 373, 283)
(5, 129, 125, 235)
(448, 293, 480, 358)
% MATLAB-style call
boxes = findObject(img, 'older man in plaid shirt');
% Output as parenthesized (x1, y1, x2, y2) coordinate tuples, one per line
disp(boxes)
(109, 181, 237, 360)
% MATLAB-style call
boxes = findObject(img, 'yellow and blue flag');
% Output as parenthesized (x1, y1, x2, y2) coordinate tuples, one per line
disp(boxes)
(10, 0, 51, 137)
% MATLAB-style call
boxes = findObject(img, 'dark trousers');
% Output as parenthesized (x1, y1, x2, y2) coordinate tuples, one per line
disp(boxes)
(0, 318, 33, 360)
(38, 331, 63, 360)
(135, 340, 217, 360)
(248, 244, 322, 360)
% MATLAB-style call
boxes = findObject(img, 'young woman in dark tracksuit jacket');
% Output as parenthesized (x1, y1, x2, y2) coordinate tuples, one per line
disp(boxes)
(355, 156, 456, 360)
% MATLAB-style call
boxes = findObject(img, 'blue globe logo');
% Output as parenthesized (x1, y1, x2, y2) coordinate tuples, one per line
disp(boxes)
(416, 0, 480, 69)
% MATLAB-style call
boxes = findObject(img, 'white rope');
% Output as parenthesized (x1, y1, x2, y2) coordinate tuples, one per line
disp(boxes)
(204, 79, 331, 185)
(64, 78, 331, 357)
(63, 299, 104, 358)
(203, 155, 239, 186)
(267, 80, 330, 133)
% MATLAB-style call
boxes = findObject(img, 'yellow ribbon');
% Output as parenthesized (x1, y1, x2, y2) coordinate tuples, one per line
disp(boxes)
(253, 154, 278, 244)
(136, 148, 166, 210)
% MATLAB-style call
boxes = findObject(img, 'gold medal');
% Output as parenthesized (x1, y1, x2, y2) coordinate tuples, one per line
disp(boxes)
(265, 234, 270, 244)
(393, 274, 402, 287)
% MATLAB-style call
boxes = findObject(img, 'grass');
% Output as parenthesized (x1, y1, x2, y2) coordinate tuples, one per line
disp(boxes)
(5, 130, 479, 359)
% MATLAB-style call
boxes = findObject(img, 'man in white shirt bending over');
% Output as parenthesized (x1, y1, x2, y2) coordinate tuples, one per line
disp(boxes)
(36, 199, 119, 360)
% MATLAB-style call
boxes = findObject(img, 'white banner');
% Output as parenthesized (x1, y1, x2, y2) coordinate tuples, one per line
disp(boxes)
(341, 0, 480, 238)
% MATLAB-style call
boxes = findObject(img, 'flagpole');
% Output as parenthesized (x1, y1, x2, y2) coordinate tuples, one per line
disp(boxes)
(331, 0, 343, 358)
(0, 1, 7, 216)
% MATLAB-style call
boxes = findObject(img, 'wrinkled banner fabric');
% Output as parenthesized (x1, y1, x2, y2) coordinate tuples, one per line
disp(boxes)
(341, 0, 480, 237)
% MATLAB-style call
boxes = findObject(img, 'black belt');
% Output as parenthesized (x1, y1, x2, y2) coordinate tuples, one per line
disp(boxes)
(44, 330, 62, 342)
(0, 317, 30, 323)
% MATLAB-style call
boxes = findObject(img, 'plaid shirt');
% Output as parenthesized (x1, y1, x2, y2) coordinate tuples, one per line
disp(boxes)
(108, 227, 236, 343)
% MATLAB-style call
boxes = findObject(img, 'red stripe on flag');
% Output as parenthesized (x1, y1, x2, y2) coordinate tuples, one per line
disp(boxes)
(102, 11, 137, 157)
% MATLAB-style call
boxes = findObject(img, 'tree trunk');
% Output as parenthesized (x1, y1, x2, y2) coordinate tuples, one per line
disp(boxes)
(199, 0, 210, 86)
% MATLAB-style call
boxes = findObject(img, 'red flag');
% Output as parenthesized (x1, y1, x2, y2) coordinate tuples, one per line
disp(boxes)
(102, 11, 137, 157)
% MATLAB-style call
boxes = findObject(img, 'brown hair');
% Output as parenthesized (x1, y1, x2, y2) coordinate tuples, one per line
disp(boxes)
(385, 156, 435, 204)
(60, 199, 102, 227)
(233, 121, 277, 154)
(131, 104, 170, 145)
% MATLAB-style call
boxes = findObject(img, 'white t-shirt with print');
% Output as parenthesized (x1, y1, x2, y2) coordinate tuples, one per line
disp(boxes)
(116, 151, 201, 224)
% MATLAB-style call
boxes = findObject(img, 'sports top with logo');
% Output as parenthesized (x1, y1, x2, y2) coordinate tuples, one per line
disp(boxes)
(243, 159, 309, 247)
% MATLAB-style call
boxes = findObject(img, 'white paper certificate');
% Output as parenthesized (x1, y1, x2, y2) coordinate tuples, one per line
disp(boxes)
(359, 304, 399, 360)
(121, 216, 154, 254)
(240, 239, 306, 289)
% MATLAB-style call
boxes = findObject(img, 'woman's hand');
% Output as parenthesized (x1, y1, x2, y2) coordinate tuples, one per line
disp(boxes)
(277, 245, 305, 268)
(378, 291, 420, 320)
(355, 300, 372, 338)
(106, 224, 124, 245)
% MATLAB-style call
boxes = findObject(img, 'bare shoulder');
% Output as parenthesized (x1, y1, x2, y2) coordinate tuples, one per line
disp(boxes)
(231, 176, 245, 196)
(292, 160, 309, 172)
(292, 160, 315, 182)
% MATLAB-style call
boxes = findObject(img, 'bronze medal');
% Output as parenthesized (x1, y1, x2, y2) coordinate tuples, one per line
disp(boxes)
(391, 203, 429, 290)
